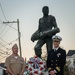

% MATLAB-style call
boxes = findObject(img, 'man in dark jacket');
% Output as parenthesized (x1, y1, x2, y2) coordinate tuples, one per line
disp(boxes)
(47, 35, 66, 75)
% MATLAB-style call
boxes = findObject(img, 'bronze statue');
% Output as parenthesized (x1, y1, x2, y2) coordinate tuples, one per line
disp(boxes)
(31, 6, 60, 58)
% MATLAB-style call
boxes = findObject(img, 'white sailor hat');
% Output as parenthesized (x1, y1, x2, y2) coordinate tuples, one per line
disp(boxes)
(52, 35, 62, 41)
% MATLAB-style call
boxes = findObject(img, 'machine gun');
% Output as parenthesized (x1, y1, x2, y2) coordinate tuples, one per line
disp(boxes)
(31, 27, 60, 42)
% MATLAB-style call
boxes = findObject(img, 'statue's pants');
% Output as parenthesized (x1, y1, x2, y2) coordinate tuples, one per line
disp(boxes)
(34, 37, 52, 57)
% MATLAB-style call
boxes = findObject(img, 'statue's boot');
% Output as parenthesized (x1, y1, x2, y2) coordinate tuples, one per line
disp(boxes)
(34, 49, 42, 58)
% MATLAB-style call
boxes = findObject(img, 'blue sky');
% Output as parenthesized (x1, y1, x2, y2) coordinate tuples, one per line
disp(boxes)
(0, 0, 75, 61)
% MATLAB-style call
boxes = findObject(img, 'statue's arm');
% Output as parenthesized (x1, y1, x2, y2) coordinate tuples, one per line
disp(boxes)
(52, 16, 58, 28)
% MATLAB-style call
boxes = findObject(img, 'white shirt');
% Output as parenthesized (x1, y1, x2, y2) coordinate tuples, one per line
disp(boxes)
(14, 56, 18, 59)
(53, 47, 59, 51)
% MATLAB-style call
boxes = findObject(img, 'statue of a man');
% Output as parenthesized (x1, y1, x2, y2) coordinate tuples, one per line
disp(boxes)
(31, 6, 60, 58)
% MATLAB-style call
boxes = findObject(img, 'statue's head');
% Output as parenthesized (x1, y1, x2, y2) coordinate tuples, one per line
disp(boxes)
(42, 6, 49, 16)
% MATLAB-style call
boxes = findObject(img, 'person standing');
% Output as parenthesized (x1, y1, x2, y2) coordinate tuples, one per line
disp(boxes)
(5, 44, 26, 75)
(47, 35, 66, 75)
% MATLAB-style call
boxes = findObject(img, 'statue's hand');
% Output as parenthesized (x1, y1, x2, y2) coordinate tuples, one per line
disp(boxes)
(40, 32, 43, 37)
(39, 32, 44, 39)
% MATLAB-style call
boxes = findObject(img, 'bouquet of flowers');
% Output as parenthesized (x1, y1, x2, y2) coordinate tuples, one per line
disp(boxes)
(24, 56, 46, 75)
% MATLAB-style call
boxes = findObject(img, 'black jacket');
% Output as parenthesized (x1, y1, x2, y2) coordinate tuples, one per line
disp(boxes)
(47, 47, 66, 75)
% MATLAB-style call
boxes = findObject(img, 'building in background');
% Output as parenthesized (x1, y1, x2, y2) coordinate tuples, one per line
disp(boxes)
(66, 50, 75, 75)
(0, 63, 7, 75)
